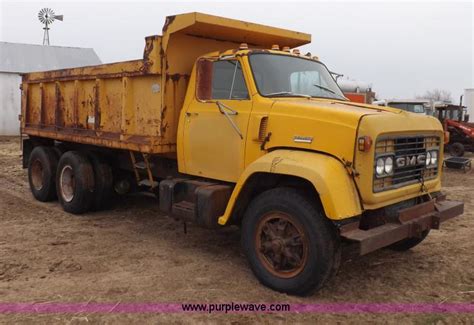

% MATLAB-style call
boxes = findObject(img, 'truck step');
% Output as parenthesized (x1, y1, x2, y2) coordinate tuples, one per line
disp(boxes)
(138, 179, 159, 188)
(134, 161, 154, 169)
(172, 201, 195, 221)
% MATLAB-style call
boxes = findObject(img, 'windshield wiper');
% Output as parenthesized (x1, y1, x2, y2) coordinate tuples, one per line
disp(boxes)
(313, 84, 336, 95)
(266, 91, 311, 99)
(313, 84, 346, 100)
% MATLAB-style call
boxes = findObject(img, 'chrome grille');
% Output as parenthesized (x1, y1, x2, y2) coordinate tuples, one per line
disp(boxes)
(374, 135, 440, 192)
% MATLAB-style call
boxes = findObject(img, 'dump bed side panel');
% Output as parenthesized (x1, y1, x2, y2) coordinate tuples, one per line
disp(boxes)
(21, 37, 170, 154)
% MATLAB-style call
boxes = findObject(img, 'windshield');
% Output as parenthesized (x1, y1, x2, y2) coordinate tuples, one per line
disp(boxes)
(389, 103, 426, 114)
(249, 54, 346, 100)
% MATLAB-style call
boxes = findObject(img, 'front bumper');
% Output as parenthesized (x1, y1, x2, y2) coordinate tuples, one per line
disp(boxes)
(340, 196, 464, 255)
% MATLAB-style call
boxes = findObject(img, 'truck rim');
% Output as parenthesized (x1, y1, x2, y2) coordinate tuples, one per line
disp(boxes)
(59, 165, 75, 202)
(31, 159, 44, 191)
(255, 211, 309, 278)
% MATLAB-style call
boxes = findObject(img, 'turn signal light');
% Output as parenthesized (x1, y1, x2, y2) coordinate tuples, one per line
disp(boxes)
(358, 136, 373, 152)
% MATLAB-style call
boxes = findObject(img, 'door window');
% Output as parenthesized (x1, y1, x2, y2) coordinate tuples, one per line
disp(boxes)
(196, 59, 249, 100)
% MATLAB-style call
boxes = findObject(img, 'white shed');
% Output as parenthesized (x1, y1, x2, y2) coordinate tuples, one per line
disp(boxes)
(0, 42, 101, 135)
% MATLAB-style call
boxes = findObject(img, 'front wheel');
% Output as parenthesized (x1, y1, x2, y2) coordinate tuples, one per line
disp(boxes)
(242, 187, 339, 296)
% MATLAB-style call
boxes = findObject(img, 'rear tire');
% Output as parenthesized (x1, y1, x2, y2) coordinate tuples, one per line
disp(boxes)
(242, 187, 338, 296)
(449, 142, 465, 157)
(89, 153, 114, 210)
(56, 151, 95, 214)
(27, 146, 59, 202)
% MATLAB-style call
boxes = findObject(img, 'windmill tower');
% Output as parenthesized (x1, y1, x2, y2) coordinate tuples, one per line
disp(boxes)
(38, 8, 63, 46)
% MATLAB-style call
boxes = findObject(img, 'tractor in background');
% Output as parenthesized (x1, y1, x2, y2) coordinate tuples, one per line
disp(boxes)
(435, 101, 474, 157)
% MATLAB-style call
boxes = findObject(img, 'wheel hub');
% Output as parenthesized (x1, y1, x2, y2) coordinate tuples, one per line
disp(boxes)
(255, 211, 309, 278)
(60, 165, 75, 202)
(31, 159, 44, 191)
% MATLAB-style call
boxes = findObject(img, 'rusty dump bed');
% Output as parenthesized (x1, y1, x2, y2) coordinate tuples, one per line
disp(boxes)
(20, 12, 311, 154)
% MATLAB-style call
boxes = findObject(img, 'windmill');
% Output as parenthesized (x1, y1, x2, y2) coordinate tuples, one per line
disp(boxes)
(38, 8, 63, 46)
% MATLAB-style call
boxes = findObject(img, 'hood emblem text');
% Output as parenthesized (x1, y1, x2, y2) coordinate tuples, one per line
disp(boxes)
(293, 136, 313, 144)
(395, 154, 426, 168)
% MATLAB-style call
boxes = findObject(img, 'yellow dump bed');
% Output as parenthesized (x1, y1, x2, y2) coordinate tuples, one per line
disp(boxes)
(21, 12, 311, 154)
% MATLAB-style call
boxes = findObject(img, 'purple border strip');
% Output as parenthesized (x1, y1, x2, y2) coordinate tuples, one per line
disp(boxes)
(0, 303, 473, 314)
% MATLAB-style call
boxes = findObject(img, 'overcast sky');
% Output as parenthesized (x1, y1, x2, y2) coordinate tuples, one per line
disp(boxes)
(1, 0, 472, 100)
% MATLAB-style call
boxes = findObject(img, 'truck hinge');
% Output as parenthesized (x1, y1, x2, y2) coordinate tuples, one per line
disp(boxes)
(342, 159, 359, 177)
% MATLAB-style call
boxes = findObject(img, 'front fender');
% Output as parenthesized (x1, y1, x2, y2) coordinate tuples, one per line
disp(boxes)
(218, 150, 363, 225)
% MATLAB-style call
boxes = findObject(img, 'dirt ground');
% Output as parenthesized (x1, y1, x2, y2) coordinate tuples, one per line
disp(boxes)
(0, 136, 472, 324)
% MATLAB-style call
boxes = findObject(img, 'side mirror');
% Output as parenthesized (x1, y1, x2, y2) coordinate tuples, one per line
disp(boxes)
(464, 114, 469, 123)
(196, 59, 213, 100)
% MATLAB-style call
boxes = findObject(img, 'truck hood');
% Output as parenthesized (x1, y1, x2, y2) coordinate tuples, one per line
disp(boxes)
(266, 98, 440, 164)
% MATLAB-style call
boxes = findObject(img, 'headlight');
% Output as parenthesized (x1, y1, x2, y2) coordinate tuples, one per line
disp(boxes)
(426, 151, 431, 167)
(376, 158, 385, 176)
(384, 156, 393, 174)
(375, 156, 394, 177)
(430, 150, 438, 166)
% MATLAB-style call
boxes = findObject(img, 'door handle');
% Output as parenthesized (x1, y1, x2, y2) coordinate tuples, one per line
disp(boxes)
(216, 101, 243, 139)
(185, 112, 199, 117)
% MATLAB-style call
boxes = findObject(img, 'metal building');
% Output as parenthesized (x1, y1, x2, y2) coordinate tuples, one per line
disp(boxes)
(0, 42, 101, 135)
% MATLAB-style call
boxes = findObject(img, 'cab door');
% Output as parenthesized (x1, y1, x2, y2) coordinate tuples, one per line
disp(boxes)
(182, 58, 252, 182)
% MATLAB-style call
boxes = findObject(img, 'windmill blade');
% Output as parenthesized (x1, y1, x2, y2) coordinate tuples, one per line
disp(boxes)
(38, 8, 55, 24)
(53, 15, 63, 21)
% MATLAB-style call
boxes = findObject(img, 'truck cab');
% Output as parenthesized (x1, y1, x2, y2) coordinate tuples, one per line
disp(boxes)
(375, 99, 431, 115)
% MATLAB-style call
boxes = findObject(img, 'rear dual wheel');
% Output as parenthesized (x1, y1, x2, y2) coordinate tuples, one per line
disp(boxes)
(88, 153, 114, 211)
(56, 151, 95, 214)
(56, 151, 114, 214)
(28, 146, 59, 202)
(27, 146, 114, 214)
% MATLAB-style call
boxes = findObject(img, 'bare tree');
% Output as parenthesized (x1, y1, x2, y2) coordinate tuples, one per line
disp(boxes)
(417, 89, 452, 103)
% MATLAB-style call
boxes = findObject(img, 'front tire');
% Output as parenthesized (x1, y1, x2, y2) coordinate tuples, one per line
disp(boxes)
(56, 151, 95, 214)
(242, 187, 338, 296)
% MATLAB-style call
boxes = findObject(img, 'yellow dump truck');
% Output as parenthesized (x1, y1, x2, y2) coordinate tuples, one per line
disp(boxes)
(20, 12, 464, 295)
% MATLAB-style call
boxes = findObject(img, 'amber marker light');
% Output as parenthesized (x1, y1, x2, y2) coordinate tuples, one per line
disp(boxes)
(358, 136, 373, 152)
